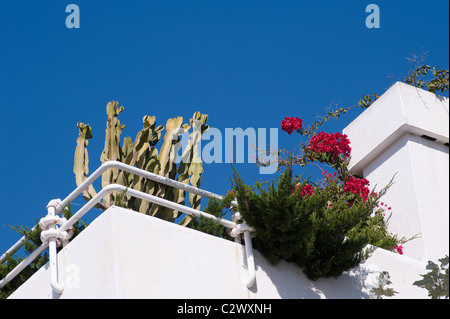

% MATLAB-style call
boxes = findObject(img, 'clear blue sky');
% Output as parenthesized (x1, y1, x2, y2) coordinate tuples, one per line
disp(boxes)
(1, 0, 448, 255)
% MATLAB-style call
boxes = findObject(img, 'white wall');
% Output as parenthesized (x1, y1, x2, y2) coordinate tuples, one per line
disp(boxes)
(343, 82, 449, 262)
(9, 207, 428, 299)
(343, 82, 449, 176)
(362, 134, 449, 262)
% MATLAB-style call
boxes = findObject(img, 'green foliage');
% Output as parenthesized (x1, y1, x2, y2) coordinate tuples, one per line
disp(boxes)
(226, 160, 407, 280)
(413, 255, 449, 299)
(0, 221, 47, 299)
(404, 65, 449, 94)
(369, 271, 398, 299)
(187, 198, 232, 240)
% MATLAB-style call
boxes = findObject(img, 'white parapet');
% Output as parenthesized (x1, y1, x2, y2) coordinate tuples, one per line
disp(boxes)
(343, 82, 449, 262)
(9, 206, 428, 299)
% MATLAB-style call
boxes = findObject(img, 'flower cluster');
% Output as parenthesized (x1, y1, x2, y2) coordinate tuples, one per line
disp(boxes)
(281, 117, 303, 135)
(307, 132, 351, 160)
(343, 176, 370, 203)
(224, 113, 411, 280)
(293, 183, 315, 199)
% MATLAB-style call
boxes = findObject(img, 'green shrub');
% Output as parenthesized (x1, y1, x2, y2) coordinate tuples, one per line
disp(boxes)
(224, 158, 409, 280)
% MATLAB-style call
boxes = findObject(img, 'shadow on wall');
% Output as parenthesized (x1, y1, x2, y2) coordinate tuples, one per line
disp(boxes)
(249, 249, 374, 299)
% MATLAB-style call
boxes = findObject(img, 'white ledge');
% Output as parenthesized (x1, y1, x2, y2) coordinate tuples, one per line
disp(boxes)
(9, 206, 428, 299)
(343, 82, 449, 175)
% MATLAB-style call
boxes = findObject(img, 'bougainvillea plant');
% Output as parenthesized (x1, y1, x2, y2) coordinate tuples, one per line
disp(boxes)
(219, 115, 411, 281)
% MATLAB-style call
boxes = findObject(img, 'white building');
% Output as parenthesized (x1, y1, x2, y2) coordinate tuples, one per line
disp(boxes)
(343, 81, 449, 263)
(7, 82, 449, 299)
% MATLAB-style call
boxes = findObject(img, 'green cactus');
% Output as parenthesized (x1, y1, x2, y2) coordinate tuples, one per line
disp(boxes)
(100, 101, 126, 207)
(148, 116, 192, 220)
(176, 112, 209, 225)
(73, 101, 209, 224)
(73, 122, 106, 210)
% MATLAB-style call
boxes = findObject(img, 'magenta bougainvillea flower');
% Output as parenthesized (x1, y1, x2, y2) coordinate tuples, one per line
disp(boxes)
(391, 245, 404, 255)
(293, 183, 315, 199)
(344, 176, 370, 202)
(281, 117, 303, 135)
(307, 132, 351, 159)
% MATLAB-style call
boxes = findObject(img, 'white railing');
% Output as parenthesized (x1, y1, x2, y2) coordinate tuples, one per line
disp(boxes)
(0, 161, 255, 295)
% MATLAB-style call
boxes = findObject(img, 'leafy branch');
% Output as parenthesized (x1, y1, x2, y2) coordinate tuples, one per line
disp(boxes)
(404, 65, 449, 94)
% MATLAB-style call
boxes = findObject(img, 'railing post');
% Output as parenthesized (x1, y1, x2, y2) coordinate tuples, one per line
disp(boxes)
(243, 230, 256, 288)
(41, 199, 64, 295)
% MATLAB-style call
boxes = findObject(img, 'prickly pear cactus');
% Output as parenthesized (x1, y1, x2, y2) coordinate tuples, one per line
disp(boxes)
(73, 101, 209, 224)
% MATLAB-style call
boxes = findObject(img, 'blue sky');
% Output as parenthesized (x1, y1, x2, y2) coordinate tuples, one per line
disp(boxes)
(1, 0, 448, 255)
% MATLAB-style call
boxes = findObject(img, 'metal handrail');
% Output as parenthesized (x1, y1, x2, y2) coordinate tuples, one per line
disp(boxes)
(0, 161, 255, 294)
(1, 161, 237, 264)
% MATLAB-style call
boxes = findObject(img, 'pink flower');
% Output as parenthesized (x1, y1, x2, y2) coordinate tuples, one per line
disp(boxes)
(293, 184, 315, 199)
(392, 245, 404, 255)
(343, 176, 370, 203)
(281, 117, 303, 135)
(300, 184, 315, 198)
(307, 132, 351, 159)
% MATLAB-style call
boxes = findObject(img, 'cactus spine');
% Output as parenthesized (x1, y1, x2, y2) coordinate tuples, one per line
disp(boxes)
(73, 101, 208, 224)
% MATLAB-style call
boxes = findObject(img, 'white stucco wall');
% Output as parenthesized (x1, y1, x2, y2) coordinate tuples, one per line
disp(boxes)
(343, 82, 449, 176)
(9, 207, 428, 299)
(361, 134, 449, 262)
(343, 82, 449, 263)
